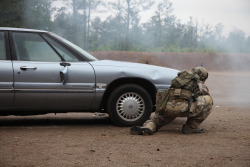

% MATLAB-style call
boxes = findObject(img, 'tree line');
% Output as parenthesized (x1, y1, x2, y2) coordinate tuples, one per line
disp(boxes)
(0, 0, 249, 53)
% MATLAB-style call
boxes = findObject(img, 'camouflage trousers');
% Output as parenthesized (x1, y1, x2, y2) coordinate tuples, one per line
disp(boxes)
(143, 95, 213, 132)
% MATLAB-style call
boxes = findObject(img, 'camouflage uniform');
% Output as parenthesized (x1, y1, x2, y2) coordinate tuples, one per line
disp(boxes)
(143, 81, 213, 132)
(130, 67, 213, 135)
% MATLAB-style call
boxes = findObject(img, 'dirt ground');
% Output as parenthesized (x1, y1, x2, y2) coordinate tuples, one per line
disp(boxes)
(0, 71, 250, 166)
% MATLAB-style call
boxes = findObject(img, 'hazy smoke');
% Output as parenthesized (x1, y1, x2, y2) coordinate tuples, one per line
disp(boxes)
(207, 72, 250, 108)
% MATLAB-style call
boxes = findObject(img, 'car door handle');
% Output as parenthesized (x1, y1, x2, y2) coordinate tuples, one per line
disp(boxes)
(20, 66, 37, 71)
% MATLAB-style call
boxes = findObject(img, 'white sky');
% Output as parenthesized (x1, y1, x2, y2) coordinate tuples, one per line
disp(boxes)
(140, 0, 250, 36)
(53, 0, 250, 36)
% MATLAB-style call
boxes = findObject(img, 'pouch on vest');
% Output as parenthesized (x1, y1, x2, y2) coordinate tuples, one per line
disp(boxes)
(169, 88, 192, 100)
(171, 71, 196, 90)
(166, 88, 193, 114)
(166, 99, 189, 115)
(156, 90, 169, 113)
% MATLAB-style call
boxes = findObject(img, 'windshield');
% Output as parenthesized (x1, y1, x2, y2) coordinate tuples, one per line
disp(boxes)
(48, 32, 98, 61)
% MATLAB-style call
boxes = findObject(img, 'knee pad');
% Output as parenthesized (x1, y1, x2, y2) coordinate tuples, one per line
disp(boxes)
(204, 95, 213, 105)
(197, 95, 213, 107)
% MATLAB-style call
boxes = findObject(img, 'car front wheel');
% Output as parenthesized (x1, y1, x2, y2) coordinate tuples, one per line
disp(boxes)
(107, 84, 153, 126)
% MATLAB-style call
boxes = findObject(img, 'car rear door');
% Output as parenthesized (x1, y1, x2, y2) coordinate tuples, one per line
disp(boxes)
(0, 31, 14, 107)
(10, 31, 95, 110)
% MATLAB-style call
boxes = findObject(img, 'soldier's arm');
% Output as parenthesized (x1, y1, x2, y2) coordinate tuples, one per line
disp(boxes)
(197, 81, 210, 95)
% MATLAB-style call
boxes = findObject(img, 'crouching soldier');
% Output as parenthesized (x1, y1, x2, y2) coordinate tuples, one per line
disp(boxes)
(130, 66, 213, 135)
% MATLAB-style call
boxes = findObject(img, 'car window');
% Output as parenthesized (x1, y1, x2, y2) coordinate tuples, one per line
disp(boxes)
(0, 32, 6, 60)
(48, 32, 98, 61)
(42, 35, 79, 62)
(12, 32, 62, 62)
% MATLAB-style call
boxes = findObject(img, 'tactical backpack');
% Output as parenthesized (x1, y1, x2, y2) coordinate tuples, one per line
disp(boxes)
(171, 71, 198, 91)
(156, 71, 198, 114)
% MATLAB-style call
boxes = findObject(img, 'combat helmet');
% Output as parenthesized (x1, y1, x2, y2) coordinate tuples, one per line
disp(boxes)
(192, 66, 208, 81)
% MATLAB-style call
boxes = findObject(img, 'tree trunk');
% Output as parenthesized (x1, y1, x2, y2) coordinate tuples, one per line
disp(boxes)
(83, 0, 87, 50)
(87, 0, 91, 51)
(72, 0, 78, 44)
(125, 0, 130, 51)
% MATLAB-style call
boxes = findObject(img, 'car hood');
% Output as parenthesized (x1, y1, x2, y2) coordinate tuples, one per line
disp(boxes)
(89, 60, 178, 72)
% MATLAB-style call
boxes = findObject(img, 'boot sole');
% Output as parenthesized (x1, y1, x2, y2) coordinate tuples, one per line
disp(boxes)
(182, 125, 205, 134)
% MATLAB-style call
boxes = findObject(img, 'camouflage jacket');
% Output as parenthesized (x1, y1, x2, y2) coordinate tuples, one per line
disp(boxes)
(170, 71, 210, 99)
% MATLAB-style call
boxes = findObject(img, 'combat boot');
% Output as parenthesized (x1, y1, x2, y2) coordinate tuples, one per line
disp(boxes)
(182, 124, 204, 134)
(130, 126, 153, 135)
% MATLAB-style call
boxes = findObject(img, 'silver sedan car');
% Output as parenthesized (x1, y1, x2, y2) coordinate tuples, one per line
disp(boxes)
(0, 27, 178, 126)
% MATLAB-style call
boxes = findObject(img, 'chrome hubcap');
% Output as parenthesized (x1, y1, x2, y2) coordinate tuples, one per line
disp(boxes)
(116, 92, 145, 121)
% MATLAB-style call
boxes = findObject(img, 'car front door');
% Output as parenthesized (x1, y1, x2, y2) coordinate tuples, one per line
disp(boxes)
(0, 31, 14, 107)
(11, 31, 95, 110)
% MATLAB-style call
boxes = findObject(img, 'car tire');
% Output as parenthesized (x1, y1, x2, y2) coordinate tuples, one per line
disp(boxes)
(107, 84, 153, 126)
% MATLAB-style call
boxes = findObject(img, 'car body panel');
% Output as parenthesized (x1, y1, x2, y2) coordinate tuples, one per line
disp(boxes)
(0, 27, 47, 33)
(90, 60, 178, 90)
(0, 60, 14, 107)
(12, 61, 95, 109)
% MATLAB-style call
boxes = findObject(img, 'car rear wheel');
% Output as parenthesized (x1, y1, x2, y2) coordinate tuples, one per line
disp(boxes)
(107, 84, 153, 126)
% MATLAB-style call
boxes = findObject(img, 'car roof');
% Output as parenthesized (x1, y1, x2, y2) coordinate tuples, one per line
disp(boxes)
(0, 27, 47, 33)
